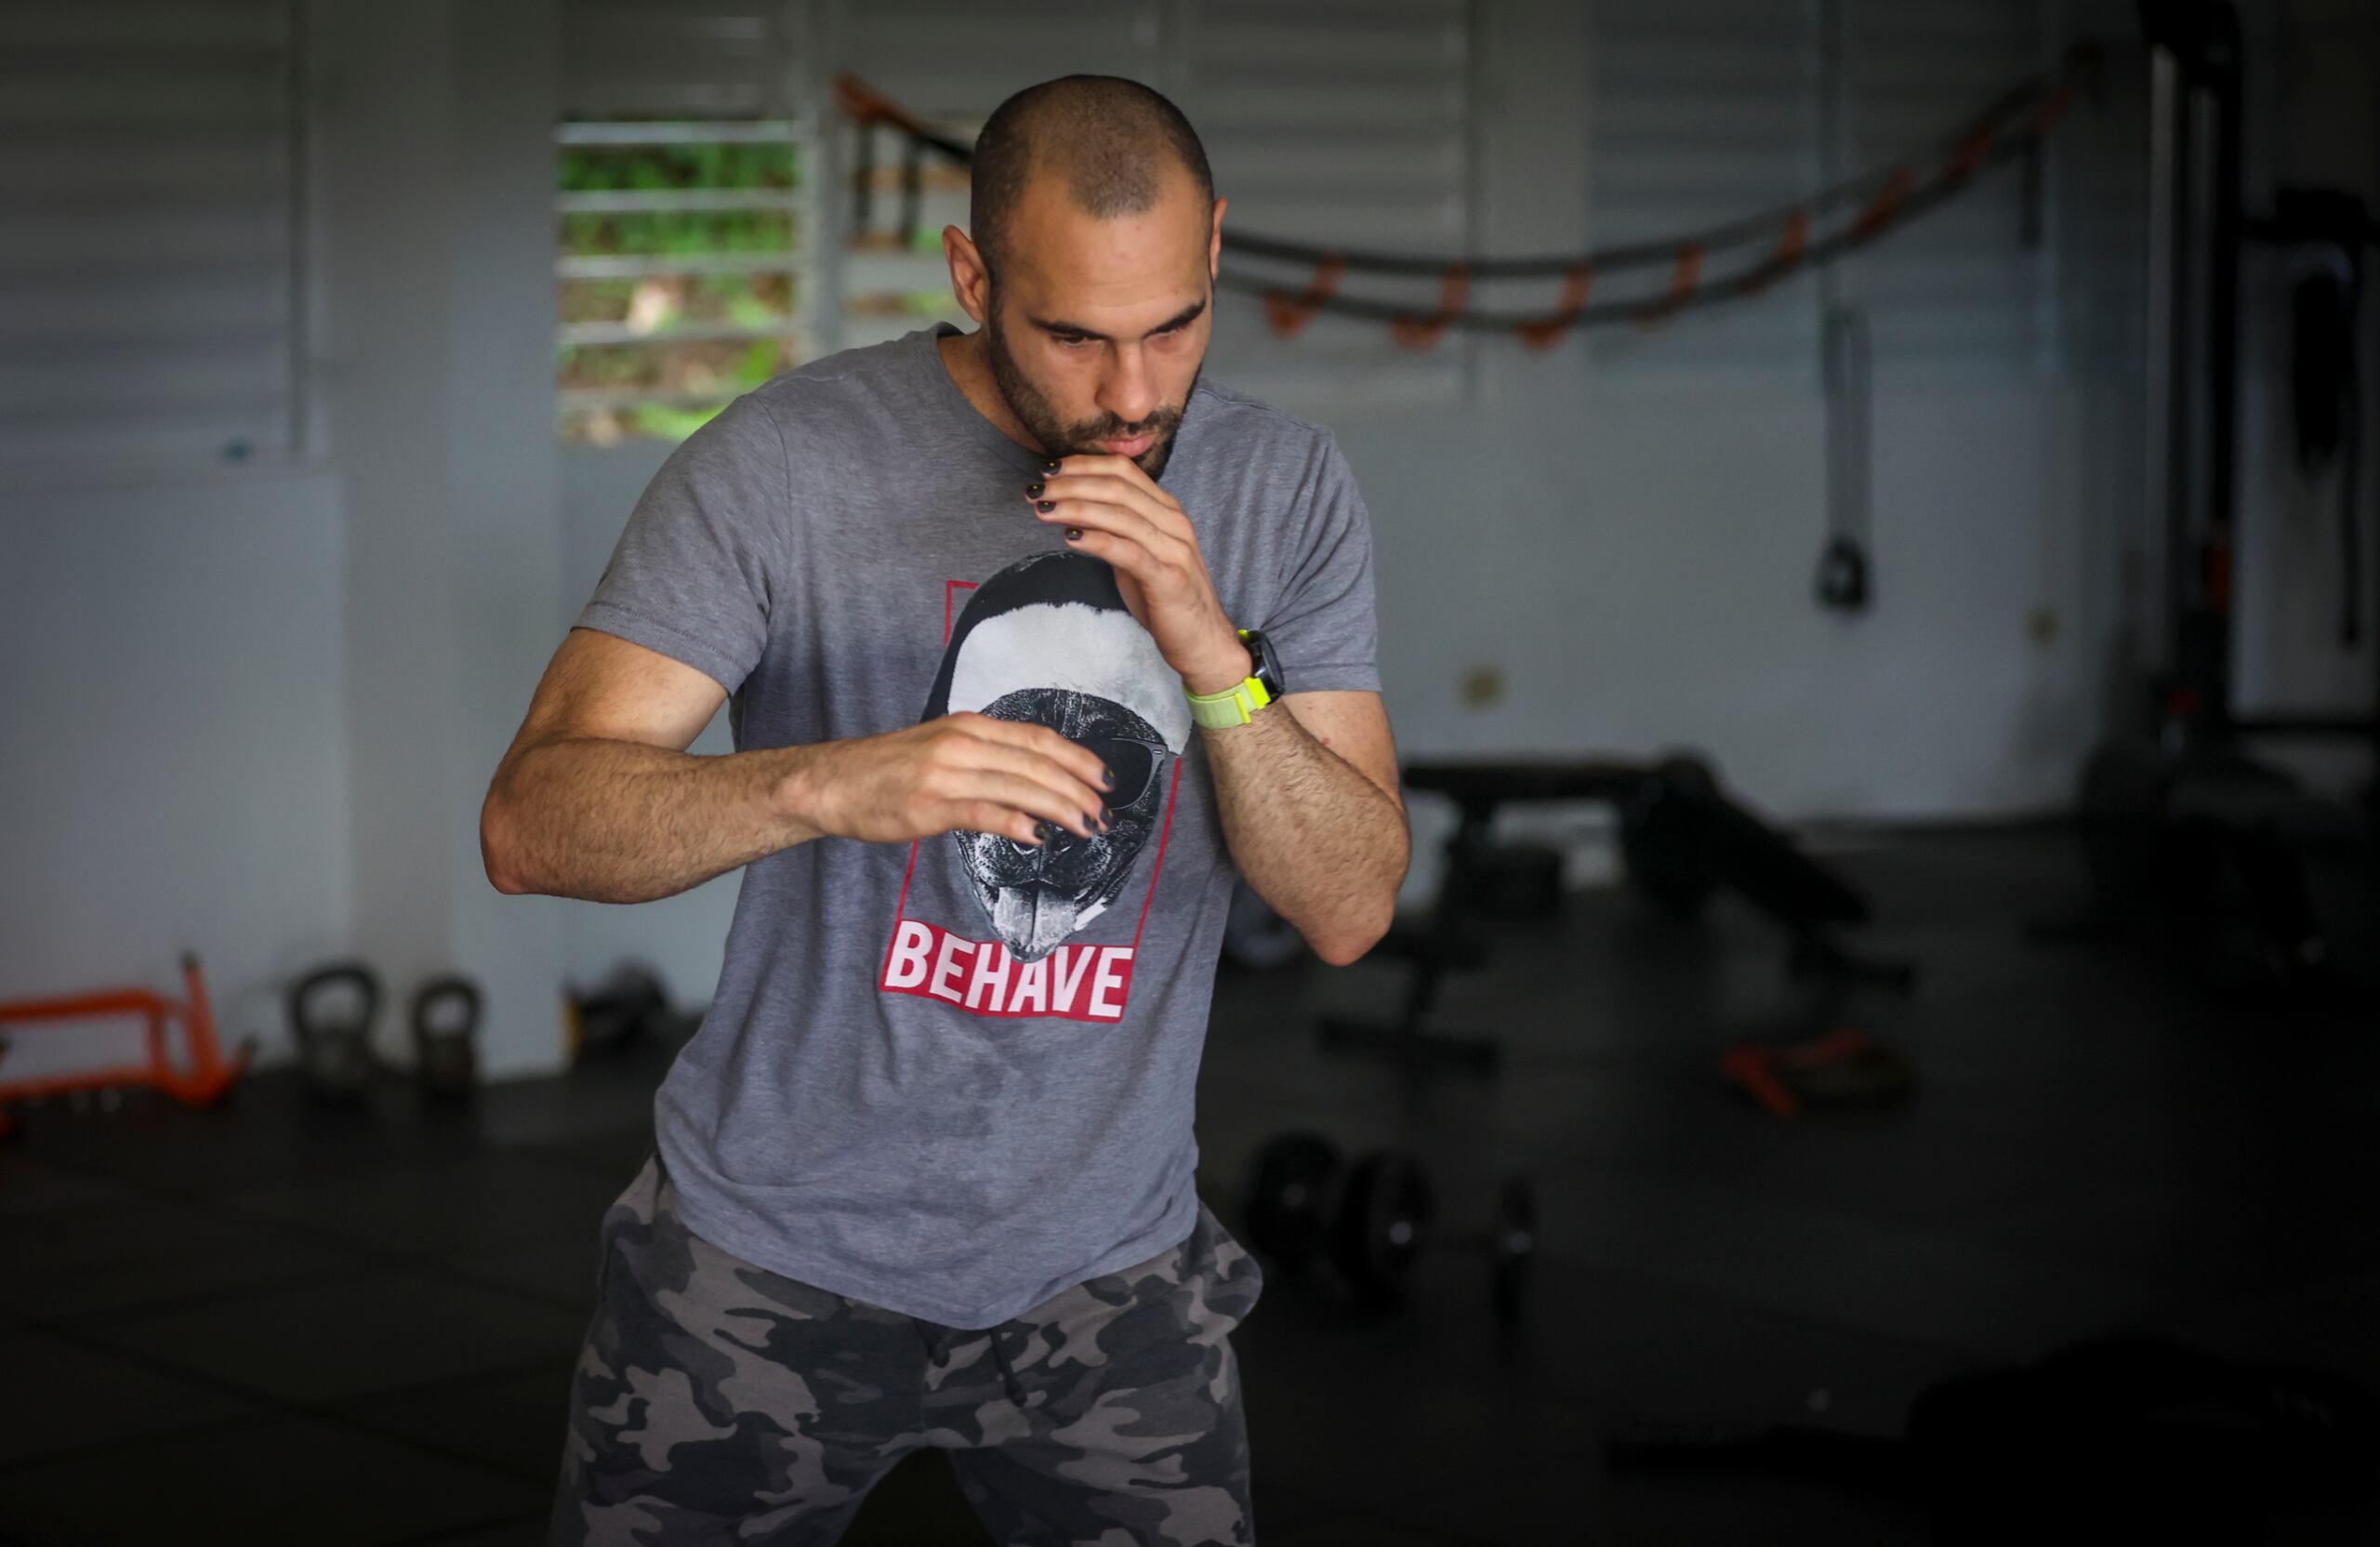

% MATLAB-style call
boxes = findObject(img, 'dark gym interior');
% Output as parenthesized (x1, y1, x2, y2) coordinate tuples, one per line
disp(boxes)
(5, 2, 2378, 1544)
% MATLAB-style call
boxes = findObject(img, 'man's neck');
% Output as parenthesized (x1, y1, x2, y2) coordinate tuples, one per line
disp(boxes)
(935, 328, 1047, 456)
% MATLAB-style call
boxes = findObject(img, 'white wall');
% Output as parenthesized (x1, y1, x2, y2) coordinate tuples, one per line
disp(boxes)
(0, 0, 574, 1081)
(0, 469, 352, 1073)
(1353, 381, 2106, 808)
(319, 0, 568, 1077)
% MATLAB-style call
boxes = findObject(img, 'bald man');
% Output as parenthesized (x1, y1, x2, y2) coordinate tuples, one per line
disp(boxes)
(486, 74, 1407, 1546)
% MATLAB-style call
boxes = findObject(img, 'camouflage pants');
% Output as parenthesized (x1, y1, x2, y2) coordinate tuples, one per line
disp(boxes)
(550, 1155, 1264, 1546)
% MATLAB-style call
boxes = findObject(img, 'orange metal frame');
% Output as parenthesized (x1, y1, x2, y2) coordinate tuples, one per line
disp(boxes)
(0, 953, 253, 1139)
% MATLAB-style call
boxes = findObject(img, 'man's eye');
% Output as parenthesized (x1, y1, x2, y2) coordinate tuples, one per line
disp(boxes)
(1057, 335, 1093, 349)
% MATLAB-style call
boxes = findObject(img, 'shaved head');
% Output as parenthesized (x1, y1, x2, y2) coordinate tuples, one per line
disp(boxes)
(970, 74, 1215, 284)
(936, 74, 1223, 480)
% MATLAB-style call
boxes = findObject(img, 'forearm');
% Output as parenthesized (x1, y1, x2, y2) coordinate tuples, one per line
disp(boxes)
(1202, 705, 1408, 965)
(483, 737, 827, 904)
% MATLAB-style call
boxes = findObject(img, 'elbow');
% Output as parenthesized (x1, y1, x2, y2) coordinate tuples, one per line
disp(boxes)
(1313, 900, 1396, 968)
(479, 787, 532, 896)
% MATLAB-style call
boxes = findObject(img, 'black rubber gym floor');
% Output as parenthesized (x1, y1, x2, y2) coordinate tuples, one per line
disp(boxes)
(2, 826, 2373, 1544)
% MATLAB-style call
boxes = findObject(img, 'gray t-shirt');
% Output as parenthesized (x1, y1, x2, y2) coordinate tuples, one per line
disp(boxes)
(576, 321, 1381, 1329)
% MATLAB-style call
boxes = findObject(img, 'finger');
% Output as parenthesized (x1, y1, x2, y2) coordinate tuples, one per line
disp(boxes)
(1048, 522, 1166, 589)
(1040, 472, 1188, 537)
(1035, 496, 1188, 569)
(952, 798, 1049, 847)
(943, 722, 1108, 826)
(1060, 452, 1178, 502)
(1038, 474, 1189, 542)
(958, 714, 1116, 795)
(973, 746, 1108, 833)
(951, 769, 1106, 839)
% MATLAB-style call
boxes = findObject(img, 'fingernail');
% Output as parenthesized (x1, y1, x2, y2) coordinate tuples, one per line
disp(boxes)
(1064, 526, 1082, 540)
(1037, 500, 1055, 513)
(1041, 458, 1061, 472)
(1025, 482, 1043, 496)
(1101, 766, 1115, 788)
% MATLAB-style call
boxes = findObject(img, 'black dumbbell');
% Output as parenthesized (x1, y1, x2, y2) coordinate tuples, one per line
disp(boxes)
(1487, 1172, 1537, 1330)
(1241, 1130, 1536, 1329)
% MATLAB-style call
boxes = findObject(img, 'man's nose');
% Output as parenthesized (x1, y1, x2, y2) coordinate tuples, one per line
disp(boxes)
(1098, 347, 1159, 429)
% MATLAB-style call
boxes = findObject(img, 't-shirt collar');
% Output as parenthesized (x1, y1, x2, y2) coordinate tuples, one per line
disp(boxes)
(916, 322, 1051, 475)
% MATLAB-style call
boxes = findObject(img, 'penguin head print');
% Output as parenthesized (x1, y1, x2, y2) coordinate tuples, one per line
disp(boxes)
(921, 551, 1194, 962)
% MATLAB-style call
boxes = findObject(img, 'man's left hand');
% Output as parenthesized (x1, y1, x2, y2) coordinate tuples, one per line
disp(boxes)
(1028, 455, 1252, 696)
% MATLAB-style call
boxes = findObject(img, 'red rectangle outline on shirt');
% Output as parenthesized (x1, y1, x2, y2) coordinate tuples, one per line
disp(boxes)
(874, 577, 1183, 1012)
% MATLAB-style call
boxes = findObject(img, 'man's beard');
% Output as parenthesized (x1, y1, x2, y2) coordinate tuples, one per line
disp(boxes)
(984, 297, 1201, 480)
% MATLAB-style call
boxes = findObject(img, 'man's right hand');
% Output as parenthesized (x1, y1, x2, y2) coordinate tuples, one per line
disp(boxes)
(790, 713, 1116, 848)
(484, 631, 1125, 904)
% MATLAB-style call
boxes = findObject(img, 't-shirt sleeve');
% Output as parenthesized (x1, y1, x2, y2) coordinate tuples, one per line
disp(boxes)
(1259, 430, 1382, 694)
(573, 393, 789, 694)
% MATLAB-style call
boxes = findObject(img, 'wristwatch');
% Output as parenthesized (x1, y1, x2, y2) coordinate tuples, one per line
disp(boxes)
(1184, 628, 1286, 729)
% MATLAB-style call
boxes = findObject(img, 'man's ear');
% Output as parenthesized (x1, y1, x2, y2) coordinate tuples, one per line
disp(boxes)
(944, 225, 990, 324)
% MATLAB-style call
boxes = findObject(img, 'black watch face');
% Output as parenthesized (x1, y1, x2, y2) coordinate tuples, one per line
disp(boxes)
(1248, 630, 1285, 695)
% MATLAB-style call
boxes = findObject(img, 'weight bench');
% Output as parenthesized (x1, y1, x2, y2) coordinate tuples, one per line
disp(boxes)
(1321, 757, 1915, 1077)
(1319, 760, 1648, 1075)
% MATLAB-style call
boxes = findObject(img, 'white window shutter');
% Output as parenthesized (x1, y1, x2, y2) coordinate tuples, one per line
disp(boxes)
(0, 0, 303, 470)
(1180, 0, 1478, 407)
(561, 1, 806, 120)
(1585, 0, 1827, 377)
(1840, 0, 2052, 365)
(833, 0, 1160, 122)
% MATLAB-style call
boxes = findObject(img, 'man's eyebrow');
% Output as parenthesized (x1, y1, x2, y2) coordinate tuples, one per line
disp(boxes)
(1026, 298, 1208, 341)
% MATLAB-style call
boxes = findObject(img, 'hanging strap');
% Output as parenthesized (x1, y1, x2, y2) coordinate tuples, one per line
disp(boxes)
(1633, 245, 1705, 329)
(1516, 263, 1593, 350)
(1263, 253, 1345, 338)
(1389, 264, 1471, 350)
(1739, 210, 1813, 297)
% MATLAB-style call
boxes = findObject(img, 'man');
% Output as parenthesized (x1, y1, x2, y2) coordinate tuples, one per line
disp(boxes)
(483, 73, 1408, 1545)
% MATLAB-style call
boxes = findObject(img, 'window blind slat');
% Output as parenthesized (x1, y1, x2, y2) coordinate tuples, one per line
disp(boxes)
(1183, 0, 1474, 406)
(0, 277, 289, 342)
(0, 0, 287, 50)
(0, 0, 298, 469)
(1588, 0, 1821, 373)
(0, 352, 288, 416)
(1843, 0, 2047, 366)
(562, 2, 796, 119)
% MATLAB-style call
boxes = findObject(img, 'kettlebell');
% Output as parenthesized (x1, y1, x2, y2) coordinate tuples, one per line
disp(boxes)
(411, 974, 483, 1100)
(1816, 535, 1871, 612)
(288, 961, 380, 1106)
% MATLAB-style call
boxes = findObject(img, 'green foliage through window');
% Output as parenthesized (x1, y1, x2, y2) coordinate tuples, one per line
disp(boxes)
(557, 129, 805, 445)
